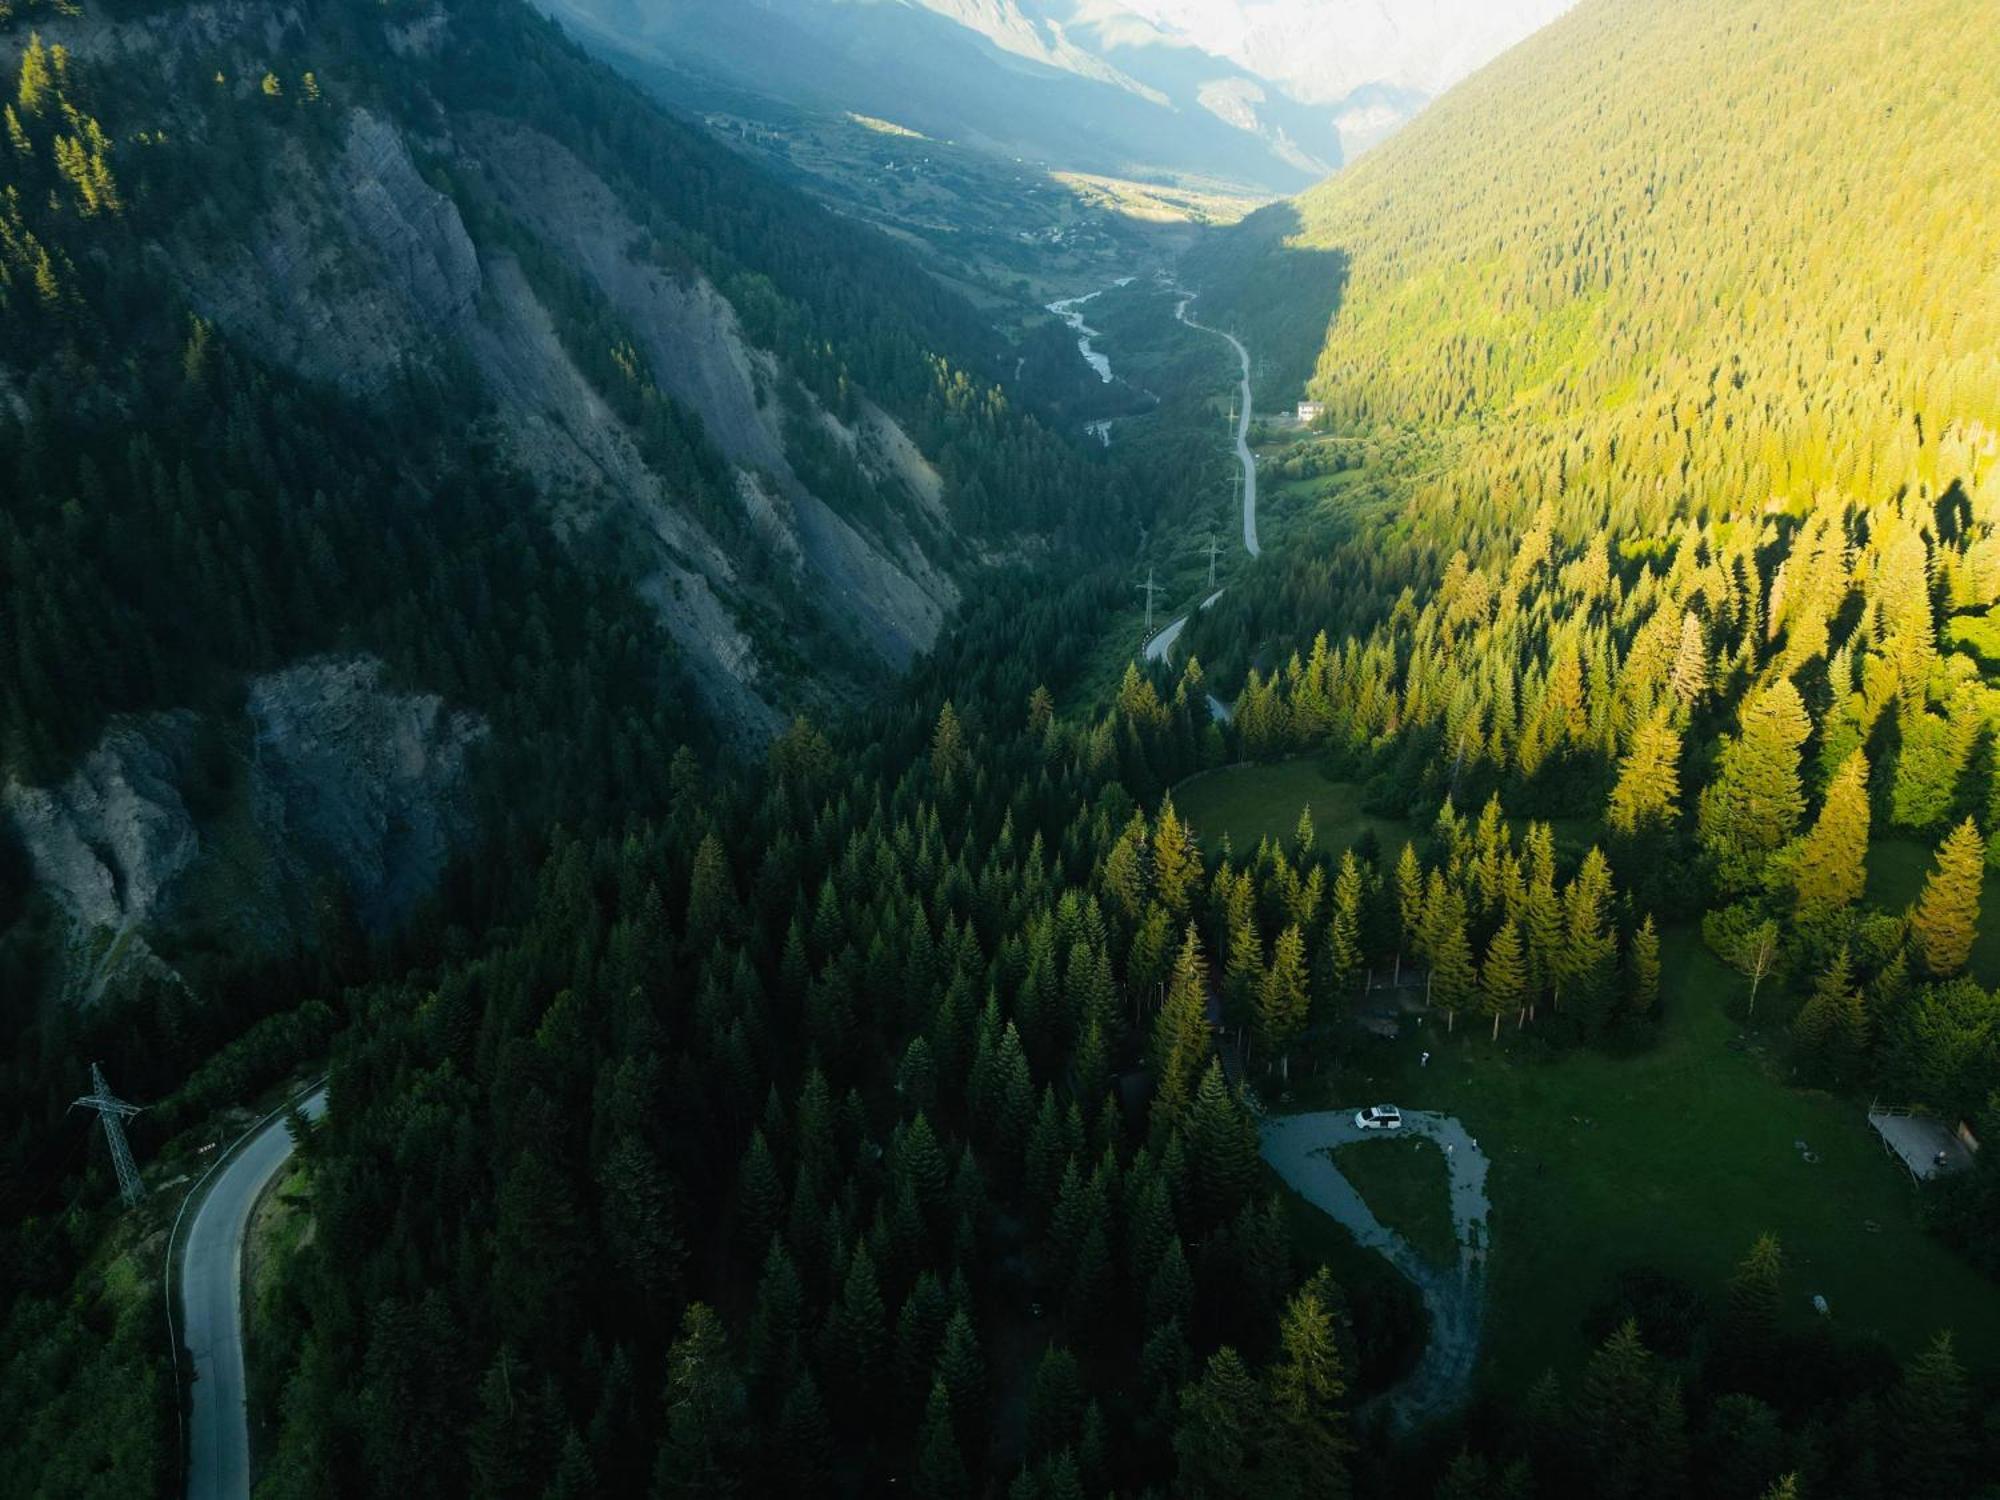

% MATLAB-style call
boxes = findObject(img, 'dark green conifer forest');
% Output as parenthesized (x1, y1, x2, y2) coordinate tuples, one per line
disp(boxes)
(2, 0, 1999, 1497)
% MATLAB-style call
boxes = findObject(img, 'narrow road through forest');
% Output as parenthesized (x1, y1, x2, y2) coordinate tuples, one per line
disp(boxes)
(1261, 1109, 1493, 1431)
(1142, 287, 1260, 664)
(181, 1087, 327, 1500)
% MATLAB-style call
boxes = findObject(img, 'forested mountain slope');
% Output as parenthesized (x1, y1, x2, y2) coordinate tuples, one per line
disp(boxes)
(1192, 0, 2000, 843)
(1289, 0, 1998, 550)
(0, 0, 1123, 1006)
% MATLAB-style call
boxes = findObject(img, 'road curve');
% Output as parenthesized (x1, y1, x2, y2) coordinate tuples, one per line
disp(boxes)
(1261, 1108, 1491, 1431)
(182, 1087, 327, 1500)
(1176, 291, 1259, 558)
(1140, 289, 1261, 671)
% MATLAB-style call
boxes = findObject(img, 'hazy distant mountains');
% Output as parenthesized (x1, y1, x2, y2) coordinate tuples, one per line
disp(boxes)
(540, 0, 1575, 190)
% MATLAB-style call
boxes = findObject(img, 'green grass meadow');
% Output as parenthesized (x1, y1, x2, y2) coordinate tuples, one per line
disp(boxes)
(1179, 759, 2000, 1390)
(1313, 930, 2000, 1390)
(1330, 1135, 1459, 1270)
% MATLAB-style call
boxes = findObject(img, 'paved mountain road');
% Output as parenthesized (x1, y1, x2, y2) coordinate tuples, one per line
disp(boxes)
(181, 1087, 327, 1500)
(1140, 288, 1260, 669)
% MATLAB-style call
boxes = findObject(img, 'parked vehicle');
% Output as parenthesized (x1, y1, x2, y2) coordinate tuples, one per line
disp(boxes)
(1354, 1104, 1403, 1130)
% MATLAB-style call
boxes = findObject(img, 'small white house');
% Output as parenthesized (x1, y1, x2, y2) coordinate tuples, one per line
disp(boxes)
(1296, 400, 1326, 424)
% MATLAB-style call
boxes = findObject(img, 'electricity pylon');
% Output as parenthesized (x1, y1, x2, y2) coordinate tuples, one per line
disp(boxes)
(73, 1063, 144, 1208)
(1206, 536, 1223, 590)
(1137, 567, 1164, 632)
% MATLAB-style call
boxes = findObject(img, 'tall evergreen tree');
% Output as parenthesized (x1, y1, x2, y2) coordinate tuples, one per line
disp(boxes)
(1152, 924, 1214, 1128)
(1256, 924, 1311, 1080)
(1698, 680, 1813, 889)
(1909, 816, 1986, 975)
(1267, 1270, 1351, 1499)
(1793, 747, 1871, 912)
(1607, 710, 1682, 833)
(1480, 920, 1528, 1040)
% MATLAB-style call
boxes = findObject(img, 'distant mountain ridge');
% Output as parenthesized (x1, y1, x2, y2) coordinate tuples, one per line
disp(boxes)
(540, 0, 1340, 189)
(545, 0, 1578, 182)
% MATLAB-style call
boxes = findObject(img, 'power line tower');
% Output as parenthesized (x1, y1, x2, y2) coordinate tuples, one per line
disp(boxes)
(1137, 567, 1164, 632)
(1206, 536, 1223, 590)
(73, 1063, 144, 1208)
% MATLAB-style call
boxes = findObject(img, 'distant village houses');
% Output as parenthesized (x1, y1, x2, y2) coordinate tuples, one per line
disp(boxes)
(1296, 400, 1326, 424)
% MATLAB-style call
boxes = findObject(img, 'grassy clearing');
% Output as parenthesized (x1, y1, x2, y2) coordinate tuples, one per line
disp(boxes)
(1863, 834, 2000, 987)
(1174, 759, 1396, 857)
(1329, 1135, 1458, 1271)
(1172, 758, 1600, 862)
(1299, 926, 2000, 1390)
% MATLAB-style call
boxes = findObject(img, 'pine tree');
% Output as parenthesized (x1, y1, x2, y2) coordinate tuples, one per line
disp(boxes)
(1792, 947, 1867, 1080)
(1480, 920, 1528, 1039)
(1626, 914, 1660, 1022)
(1559, 847, 1618, 1021)
(1267, 1270, 1351, 1499)
(1186, 1062, 1257, 1231)
(1607, 710, 1681, 833)
(1395, 842, 1425, 962)
(16, 33, 50, 116)
(935, 1309, 985, 1455)
(1223, 914, 1264, 1040)
(1573, 1320, 1685, 1500)
(1174, 1346, 1266, 1499)
(1794, 748, 1870, 912)
(1668, 611, 1708, 710)
(915, 1378, 970, 1500)
(1152, 924, 1213, 1128)
(1256, 924, 1311, 1080)
(1420, 871, 1477, 1028)
(685, 832, 733, 947)
(824, 1244, 888, 1402)
(932, 702, 968, 790)
(1887, 1330, 1972, 1496)
(1153, 798, 1202, 919)
(654, 1305, 745, 1499)
(1699, 680, 1813, 889)
(1329, 850, 1365, 994)
(1717, 1233, 1781, 1396)
(1025, 1346, 1085, 1458)
(1909, 816, 1985, 975)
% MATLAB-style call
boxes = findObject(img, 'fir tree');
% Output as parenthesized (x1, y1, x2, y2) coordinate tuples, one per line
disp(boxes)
(1793, 747, 1871, 912)
(1887, 1331, 1972, 1497)
(1256, 923, 1311, 1080)
(1174, 1346, 1266, 1500)
(1480, 920, 1528, 1039)
(1626, 914, 1661, 1022)
(1267, 1270, 1352, 1499)
(1152, 924, 1214, 1128)
(915, 1378, 970, 1500)
(1909, 816, 1985, 975)
(1607, 710, 1681, 833)
(1699, 681, 1813, 889)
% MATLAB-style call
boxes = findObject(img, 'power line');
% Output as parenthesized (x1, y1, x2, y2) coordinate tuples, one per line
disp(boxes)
(71, 1063, 144, 1208)
(1137, 566, 1164, 632)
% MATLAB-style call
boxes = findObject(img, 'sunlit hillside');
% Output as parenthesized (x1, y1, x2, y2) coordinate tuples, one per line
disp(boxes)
(1287, 0, 1998, 548)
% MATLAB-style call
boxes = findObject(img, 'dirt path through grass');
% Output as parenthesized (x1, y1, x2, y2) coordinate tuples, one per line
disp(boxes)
(1261, 1109, 1491, 1431)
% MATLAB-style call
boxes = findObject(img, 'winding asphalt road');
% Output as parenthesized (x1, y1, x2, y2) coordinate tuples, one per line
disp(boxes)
(1261, 1109, 1491, 1431)
(182, 1087, 327, 1500)
(1141, 288, 1260, 670)
(1176, 290, 1260, 558)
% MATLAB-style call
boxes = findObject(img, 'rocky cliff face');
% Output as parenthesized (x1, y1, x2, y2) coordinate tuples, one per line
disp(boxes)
(4, 657, 486, 1003)
(14, 1, 973, 747)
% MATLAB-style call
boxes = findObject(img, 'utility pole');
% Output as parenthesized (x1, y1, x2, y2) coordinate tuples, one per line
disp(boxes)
(1206, 535, 1222, 590)
(1137, 567, 1164, 632)
(73, 1063, 144, 1208)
